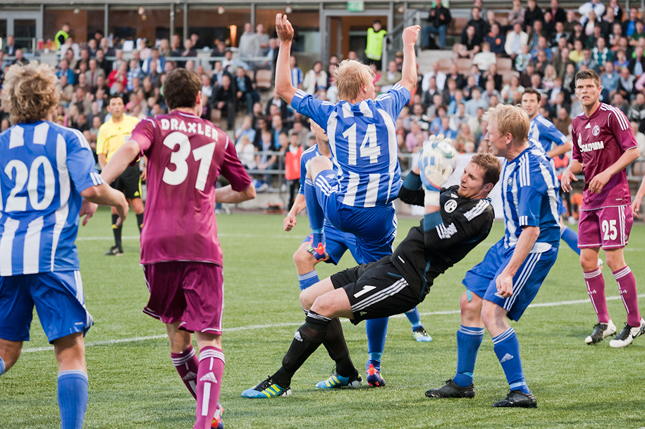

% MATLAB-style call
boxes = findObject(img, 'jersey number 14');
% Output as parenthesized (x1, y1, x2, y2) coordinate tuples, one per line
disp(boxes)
(343, 124, 381, 165)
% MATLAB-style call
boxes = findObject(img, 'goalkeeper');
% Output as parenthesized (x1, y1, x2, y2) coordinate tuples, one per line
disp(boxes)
(241, 144, 501, 399)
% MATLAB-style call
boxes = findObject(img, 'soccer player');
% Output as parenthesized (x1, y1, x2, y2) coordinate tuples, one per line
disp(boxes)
(521, 88, 584, 257)
(275, 13, 425, 385)
(101, 69, 255, 429)
(426, 104, 560, 408)
(561, 69, 645, 347)
(97, 94, 144, 256)
(0, 63, 128, 429)
(241, 152, 500, 398)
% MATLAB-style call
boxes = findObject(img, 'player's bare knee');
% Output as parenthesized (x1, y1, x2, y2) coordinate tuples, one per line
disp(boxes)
(460, 291, 483, 325)
(299, 289, 315, 311)
(293, 246, 315, 270)
(0, 340, 23, 372)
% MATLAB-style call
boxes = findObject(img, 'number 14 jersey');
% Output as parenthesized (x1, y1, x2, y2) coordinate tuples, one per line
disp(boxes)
(130, 111, 251, 265)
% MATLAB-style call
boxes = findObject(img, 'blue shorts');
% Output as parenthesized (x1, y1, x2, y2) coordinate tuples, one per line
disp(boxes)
(0, 271, 93, 343)
(314, 170, 396, 263)
(303, 221, 361, 265)
(463, 241, 558, 321)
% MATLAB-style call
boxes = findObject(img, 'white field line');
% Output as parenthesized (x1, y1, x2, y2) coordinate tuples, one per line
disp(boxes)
(22, 294, 645, 354)
(76, 233, 304, 241)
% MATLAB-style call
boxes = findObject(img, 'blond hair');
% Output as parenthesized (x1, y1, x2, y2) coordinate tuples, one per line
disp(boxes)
(482, 104, 529, 145)
(334, 59, 374, 102)
(1, 63, 59, 124)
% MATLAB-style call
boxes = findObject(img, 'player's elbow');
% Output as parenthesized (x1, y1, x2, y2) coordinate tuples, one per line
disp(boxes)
(241, 184, 256, 201)
(80, 185, 100, 200)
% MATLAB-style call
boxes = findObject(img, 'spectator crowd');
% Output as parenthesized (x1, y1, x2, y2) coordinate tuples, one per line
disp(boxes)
(1, 1, 645, 201)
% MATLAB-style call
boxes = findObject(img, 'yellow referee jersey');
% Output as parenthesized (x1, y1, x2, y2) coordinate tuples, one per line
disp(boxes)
(96, 115, 140, 162)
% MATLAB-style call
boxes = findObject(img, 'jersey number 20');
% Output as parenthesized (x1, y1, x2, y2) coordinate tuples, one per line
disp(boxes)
(4, 157, 55, 212)
(162, 132, 215, 191)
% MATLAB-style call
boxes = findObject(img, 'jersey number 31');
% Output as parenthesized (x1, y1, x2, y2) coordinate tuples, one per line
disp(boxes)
(162, 132, 215, 192)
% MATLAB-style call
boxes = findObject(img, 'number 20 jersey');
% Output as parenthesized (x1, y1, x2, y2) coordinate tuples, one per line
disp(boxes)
(0, 122, 103, 276)
(129, 111, 251, 266)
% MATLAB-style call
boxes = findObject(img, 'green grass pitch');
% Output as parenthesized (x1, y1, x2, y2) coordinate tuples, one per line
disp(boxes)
(2, 207, 645, 428)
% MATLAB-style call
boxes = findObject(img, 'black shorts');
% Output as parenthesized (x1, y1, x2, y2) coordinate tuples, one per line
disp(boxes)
(330, 257, 421, 325)
(111, 164, 141, 199)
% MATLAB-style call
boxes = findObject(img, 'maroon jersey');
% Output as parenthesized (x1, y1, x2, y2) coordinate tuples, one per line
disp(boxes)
(130, 111, 251, 265)
(571, 103, 637, 210)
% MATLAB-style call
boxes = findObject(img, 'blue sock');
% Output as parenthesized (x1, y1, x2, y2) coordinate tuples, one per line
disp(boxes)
(405, 307, 423, 330)
(453, 325, 484, 387)
(298, 270, 319, 290)
(58, 370, 89, 429)
(492, 328, 531, 394)
(560, 226, 580, 255)
(0, 356, 5, 376)
(304, 178, 325, 246)
(366, 317, 389, 371)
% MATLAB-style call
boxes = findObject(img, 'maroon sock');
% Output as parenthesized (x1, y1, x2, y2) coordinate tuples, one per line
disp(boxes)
(194, 346, 225, 429)
(613, 266, 642, 327)
(171, 345, 199, 399)
(584, 268, 609, 323)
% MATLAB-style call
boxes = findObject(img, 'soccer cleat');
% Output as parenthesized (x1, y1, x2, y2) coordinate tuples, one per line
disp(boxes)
(241, 376, 291, 398)
(585, 320, 617, 344)
(425, 379, 475, 398)
(105, 245, 124, 256)
(211, 403, 223, 429)
(315, 372, 362, 389)
(609, 318, 645, 348)
(366, 364, 386, 387)
(492, 390, 537, 408)
(307, 243, 329, 261)
(413, 326, 433, 342)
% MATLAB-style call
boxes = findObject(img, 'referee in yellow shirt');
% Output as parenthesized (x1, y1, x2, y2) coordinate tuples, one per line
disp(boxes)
(97, 94, 144, 255)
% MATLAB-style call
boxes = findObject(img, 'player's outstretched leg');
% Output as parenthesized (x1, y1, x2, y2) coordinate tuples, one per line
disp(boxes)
(609, 265, 645, 348)
(316, 318, 362, 389)
(405, 308, 432, 342)
(242, 310, 330, 398)
(53, 333, 89, 429)
(365, 317, 388, 387)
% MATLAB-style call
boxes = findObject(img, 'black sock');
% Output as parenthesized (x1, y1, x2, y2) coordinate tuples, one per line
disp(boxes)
(272, 311, 331, 388)
(322, 318, 357, 378)
(112, 214, 122, 248)
(136, 212, 144, 233)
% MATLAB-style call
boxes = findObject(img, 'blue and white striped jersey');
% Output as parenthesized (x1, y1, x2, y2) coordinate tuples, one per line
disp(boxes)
(528, 114, 569, 157)
(0, 121, 102, 276)
(501, 142, 561, 250)
(291, 84, 411, 208)
(298, 144, 324, 195)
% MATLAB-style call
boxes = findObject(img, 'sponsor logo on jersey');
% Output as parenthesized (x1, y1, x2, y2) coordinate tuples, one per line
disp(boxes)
(578, 140, 605, 153)
(444, 199, 457, 213)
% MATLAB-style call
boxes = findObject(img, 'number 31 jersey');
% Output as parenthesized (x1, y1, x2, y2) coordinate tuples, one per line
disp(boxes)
(130, 111, 251, 266)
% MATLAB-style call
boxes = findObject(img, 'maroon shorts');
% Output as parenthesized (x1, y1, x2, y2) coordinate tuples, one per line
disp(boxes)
(142, 261, 223, 335)
(578, 205, 633, 250)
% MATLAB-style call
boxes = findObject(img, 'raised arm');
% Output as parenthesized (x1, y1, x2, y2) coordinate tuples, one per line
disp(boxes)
(275, 14, 298, 104)
(398, 25, 421, 94)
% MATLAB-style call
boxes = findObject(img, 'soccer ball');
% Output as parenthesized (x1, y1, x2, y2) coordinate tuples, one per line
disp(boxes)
(419, 136, 458, 189)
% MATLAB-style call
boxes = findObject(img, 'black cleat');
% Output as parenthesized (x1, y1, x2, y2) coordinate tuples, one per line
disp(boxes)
(585, 320, 616, 344)
(425, 379, 475, 398)
(105, 245, 124, 256)
(492, 390, 537, 408)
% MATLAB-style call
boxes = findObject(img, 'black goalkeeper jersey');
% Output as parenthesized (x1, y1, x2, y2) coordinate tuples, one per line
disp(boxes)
(392, 185, 495, 298)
